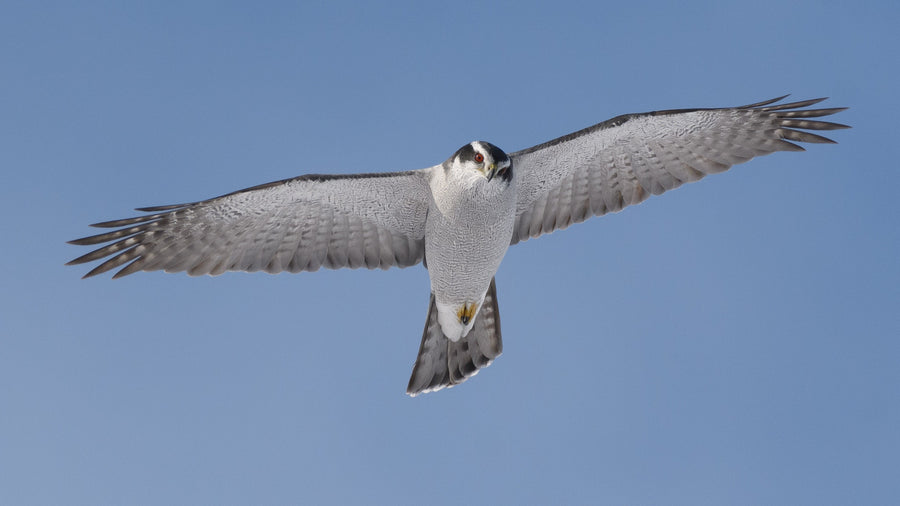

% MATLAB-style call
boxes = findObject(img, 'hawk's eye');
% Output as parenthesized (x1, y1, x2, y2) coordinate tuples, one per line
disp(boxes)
(473, 153, 484, 163)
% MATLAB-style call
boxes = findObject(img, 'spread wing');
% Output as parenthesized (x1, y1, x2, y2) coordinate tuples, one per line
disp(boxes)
(509, 96, 849, 244)
(68, 169, 433, 278)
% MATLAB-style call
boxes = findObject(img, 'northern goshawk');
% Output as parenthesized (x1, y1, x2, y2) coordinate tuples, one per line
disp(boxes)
(68, 96, 849, 395)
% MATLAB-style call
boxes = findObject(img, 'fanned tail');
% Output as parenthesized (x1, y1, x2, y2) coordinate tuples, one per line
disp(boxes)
(406, 278, 503, 396)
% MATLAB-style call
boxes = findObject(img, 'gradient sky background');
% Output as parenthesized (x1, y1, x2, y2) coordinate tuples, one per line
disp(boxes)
(2, 1, 897, 504)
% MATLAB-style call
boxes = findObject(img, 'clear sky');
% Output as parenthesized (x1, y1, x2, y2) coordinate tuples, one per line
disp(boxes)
(2, 1, 897, 504)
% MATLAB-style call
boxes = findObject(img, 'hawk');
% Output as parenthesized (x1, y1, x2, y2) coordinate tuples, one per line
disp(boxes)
(68, 96, 849, 395)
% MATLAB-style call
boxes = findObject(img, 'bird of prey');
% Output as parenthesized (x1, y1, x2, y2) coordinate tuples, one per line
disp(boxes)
(68, 96, 849, 396)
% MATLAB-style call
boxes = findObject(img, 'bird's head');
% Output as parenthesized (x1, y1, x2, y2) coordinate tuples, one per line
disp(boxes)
(448, 141, 511, 183)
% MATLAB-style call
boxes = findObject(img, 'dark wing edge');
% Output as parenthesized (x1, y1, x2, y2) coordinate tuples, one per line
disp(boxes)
(508, 96, 849, 245)
(67, 170, 431, 278)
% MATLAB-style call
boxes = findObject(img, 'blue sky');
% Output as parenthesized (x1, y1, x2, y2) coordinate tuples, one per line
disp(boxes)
(2, 1, 897, 504)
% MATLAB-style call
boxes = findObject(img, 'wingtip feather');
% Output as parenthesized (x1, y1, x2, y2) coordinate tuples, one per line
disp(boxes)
(740, 95, 790, 108)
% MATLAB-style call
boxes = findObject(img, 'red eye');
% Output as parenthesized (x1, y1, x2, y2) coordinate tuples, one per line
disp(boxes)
(474, 153, 484, 163)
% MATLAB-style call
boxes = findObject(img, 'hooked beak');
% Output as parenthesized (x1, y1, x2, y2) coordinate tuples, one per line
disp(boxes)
(478, 162, 506, 182)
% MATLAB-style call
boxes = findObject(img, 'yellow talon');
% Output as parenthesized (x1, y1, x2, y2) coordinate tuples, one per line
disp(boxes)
(456, 302, 479, 325)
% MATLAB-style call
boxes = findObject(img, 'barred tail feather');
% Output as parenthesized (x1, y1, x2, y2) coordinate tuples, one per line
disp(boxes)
(407, 278, 503, 396)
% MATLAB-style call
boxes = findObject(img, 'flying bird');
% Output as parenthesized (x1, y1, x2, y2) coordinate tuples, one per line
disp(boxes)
(68, 96, 849, 396)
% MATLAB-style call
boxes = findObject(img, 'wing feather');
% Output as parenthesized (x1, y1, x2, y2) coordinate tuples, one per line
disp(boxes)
(68, 170, 432, 278)
(510, 96, 849, 244)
